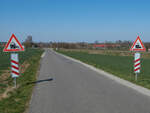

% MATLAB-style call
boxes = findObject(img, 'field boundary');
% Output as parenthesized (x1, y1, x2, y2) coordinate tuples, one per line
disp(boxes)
(54, 49, 150, 97)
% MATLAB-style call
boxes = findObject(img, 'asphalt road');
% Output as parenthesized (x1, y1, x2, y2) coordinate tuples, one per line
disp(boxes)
(28, 49, 150, 113)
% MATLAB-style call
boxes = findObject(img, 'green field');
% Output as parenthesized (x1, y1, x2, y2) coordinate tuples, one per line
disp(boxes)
(57, 50, 150, 89)
(0, 47, 43, 113)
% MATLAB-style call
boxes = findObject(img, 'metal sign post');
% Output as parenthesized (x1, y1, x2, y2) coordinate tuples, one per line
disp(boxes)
(14, 77, 17, 88)
(135, 73, 138, 81)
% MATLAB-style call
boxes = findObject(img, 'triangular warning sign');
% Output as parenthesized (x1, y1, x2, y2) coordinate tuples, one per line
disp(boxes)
(3, 34, 24, 52)
(130, 36, 146, 51)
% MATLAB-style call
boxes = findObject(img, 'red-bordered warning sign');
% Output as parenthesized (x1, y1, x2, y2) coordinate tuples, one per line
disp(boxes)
(130, 36, 146, 51)
(3, 34, 24, 52)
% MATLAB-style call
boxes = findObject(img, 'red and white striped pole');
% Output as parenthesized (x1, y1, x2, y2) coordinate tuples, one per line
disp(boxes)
(11, 53, 19, 87)
(134, 52, 140, 81)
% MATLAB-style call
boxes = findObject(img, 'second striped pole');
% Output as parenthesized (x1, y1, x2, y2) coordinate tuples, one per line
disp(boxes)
(134, 52, 140, 81)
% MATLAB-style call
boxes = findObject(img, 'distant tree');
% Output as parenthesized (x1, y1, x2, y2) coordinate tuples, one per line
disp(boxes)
(94, 40, 99, 44)
(26, 35, 32, 43)
(116, 40, 122, 44)
(23, 35, 33, 48)
(145, 42, 150, 52)
(145, 46, 149, 52)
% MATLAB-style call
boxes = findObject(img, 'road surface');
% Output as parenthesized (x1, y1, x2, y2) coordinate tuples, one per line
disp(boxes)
(28, 49, 150, 113)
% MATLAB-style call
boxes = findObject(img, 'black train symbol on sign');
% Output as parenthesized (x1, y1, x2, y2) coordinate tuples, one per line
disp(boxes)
(135, 43, 141, 48)
(10, 42, 19, 49)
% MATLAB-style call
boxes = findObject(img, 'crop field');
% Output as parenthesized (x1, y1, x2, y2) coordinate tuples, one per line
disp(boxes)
(59, 49, 150, 58)
(0, 46, 43, 113)
(57, 49, 150, 89)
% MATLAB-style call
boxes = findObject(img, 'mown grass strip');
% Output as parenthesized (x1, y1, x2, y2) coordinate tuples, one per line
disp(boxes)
(57, 50, 150, 89)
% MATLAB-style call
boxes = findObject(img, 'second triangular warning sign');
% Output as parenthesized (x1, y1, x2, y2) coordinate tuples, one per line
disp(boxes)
(3, 34, 24, 52)
(130, 36, 146, 51)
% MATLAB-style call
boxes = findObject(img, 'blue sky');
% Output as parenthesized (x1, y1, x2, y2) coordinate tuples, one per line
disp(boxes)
(0, 0, 150, 42)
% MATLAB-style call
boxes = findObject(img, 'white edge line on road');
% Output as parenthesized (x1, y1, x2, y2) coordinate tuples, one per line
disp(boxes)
(41, 52, 46, 58)
(54, 50, 150, 97)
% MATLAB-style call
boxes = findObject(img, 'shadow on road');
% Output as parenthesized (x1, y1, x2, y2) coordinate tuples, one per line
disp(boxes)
(26, 78, 53, 85)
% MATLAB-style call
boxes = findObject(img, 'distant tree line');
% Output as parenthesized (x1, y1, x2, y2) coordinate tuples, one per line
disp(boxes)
(144, 42, 150, 51)
(50, 42, 92, 49)
(1, 35, 150, 52)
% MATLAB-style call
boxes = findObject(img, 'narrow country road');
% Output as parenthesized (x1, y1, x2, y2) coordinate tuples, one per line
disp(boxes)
(28, 49, 150, 113)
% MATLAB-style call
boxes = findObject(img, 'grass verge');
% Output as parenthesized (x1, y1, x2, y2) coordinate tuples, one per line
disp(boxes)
(0, 48, 43, 113)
